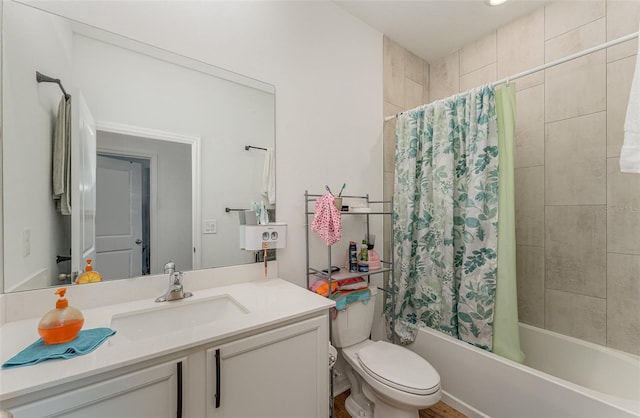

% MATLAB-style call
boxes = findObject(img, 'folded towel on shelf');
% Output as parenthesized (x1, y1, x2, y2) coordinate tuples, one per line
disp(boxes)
(2, 328, 116, 369)
(311, 193, 342, 245)
(336, 277, 368, 291)
(330, 288, 371, 311)
(620, 22, 640, 173)
(261, 147, 276, 204)
(309, 278, 338, 297)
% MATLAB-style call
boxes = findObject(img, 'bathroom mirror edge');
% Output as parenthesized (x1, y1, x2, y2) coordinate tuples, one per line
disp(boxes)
(1, 0, 276, 294)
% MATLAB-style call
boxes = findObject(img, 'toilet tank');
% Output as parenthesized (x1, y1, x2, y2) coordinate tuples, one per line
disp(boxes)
(331, 286, 377, 348)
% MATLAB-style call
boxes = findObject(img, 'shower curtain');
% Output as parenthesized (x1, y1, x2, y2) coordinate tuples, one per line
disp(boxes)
(388, 84, 523, 361)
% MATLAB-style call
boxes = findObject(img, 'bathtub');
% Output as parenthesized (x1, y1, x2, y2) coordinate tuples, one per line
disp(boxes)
(407, 323, 640, 417)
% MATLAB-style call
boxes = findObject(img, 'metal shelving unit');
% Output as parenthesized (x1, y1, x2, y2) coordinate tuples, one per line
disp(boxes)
(304, 191, 397, 418)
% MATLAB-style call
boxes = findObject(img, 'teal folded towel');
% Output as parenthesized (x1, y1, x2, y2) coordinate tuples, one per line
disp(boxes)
(2, 327, 116, 369)
(330, 289, 371, 311)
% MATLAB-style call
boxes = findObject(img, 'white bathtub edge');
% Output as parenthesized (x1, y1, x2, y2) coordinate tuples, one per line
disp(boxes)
(442, 390, 489, 418)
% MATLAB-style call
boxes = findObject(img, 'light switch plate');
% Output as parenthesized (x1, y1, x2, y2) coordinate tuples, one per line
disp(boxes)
(203, 220, 217, 234)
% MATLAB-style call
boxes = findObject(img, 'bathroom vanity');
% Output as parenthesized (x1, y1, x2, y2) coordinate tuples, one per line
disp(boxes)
(0, 275, 334, 417)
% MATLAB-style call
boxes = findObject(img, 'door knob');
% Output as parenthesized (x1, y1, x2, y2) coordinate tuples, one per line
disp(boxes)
(135, 239, 143, 245)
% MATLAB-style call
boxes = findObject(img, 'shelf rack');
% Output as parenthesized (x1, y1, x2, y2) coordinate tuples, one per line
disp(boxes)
(304, 191, 397, 418)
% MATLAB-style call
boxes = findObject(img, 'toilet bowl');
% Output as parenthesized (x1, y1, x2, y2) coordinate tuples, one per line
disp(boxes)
(332, 286, 441, 418)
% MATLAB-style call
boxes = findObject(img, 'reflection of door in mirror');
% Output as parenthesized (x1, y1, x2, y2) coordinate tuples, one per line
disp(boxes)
(96, 155, 145, 280)
(96, 129, 193, 276)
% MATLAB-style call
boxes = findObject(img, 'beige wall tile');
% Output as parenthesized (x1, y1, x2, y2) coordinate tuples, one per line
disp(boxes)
(545, 289, 606, 345)
(423, 63, 430, 103)
(383, 118, 396, 174)
(545, 112, 606, 205)
(384, 101, 404, 119)
(607, 253, 640, 355)
(515, 84, 545, 168)
(459, 63, 497, 92)
(429, 50, 460, 101)
(607, 55, 636, 158)
(544, 0, 605, 40)
(404, 79, 424, 110)
(545, 51, 606, 122)
(545, 205, 607, 297)
(515, 166, 544, 247)
(517, 245, 545, 328)
(607, 158, 640, 255)
(497, 8, 545, 91)
(405, 50, 424, 84)
(460, 31, 496, 75)
(383, 36, 405, 108)
(545, 18, 605, 62)
(607, 0, 640, 62)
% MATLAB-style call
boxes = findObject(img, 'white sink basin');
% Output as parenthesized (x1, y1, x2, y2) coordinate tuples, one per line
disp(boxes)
(110, 295, 249, 340)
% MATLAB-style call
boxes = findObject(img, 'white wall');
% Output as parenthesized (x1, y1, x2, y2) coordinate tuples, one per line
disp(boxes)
(2, 2, 74, 291)
(31, 0, 384, 288)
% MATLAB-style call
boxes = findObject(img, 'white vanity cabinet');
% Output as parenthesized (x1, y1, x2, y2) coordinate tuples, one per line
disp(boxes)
(204, 315, 329, 418)
(5, 359, 184, 418)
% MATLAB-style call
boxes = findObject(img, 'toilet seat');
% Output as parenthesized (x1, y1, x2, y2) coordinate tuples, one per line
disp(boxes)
(357, 341, 440, 396)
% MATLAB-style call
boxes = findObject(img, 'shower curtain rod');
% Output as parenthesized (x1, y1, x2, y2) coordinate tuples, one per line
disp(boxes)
(385, 30, 639, 122)
(36, 71, 71, 100)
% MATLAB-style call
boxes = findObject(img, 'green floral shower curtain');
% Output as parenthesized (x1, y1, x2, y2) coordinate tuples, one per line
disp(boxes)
(389, 85, 499, 350)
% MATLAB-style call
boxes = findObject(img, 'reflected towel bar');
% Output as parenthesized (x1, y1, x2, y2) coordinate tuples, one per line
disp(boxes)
(36, 71, 71, 100)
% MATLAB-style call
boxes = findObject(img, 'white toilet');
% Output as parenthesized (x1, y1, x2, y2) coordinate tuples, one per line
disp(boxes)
(332, 286, 441, 418)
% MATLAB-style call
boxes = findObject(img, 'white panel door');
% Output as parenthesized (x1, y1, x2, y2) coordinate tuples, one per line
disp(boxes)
(72, 93, 97, 277)
(95, 155, 143, 280)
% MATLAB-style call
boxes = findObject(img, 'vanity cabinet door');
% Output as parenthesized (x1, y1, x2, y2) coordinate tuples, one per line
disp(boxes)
(8, 360, 184, 418)
(206, 315, 329, 418)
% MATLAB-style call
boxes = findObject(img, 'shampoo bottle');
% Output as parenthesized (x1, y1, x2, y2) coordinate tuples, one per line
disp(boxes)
(38, 288, 84, 344)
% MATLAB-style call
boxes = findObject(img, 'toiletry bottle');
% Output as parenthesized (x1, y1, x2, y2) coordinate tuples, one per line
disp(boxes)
(38, 288, 84, 344)
(76, 259, 102, 284)
(349, 241, 358, 272)
(358, 240, 369, 272)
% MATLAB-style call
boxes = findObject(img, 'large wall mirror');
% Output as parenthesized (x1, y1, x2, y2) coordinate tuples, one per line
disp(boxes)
(2, 1, 276, 293)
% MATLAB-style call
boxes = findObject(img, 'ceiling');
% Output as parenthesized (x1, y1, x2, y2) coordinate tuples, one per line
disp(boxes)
(334, 0, 548, 62)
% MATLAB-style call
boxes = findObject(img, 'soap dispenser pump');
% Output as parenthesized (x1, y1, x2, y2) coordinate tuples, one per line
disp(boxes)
(37, 288, 84, 344)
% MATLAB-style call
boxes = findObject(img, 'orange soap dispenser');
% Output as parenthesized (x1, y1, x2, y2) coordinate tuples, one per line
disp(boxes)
(76, 258, 102, 284)
(37, 288, 84, 344)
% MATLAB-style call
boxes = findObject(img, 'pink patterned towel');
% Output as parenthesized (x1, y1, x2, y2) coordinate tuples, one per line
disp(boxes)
(311, 193, 342, 245)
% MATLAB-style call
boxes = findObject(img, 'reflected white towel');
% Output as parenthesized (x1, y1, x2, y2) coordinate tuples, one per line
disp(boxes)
(52, 96, 71, 214)
(261, 147, 276, 204)
(620, 25, 640, 173)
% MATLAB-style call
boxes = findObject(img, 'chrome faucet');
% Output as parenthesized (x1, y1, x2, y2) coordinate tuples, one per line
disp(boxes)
(155, 261, 193, 303)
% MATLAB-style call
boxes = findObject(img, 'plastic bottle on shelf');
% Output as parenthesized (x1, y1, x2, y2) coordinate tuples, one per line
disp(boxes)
(349, 241, 358, 273)
(358, 240, 369, 272)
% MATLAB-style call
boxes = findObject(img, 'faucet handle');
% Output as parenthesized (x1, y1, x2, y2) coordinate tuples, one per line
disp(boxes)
(164, 260, 176, 274)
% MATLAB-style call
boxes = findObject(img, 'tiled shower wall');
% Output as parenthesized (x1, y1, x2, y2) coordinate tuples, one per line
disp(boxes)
(383, 0, 640, 355)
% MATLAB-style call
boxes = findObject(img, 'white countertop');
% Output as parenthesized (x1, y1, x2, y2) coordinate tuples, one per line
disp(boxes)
(0, 278, 334, 401)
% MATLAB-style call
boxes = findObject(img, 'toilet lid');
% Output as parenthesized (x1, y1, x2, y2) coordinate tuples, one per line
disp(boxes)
(357, 341, 440, 396)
